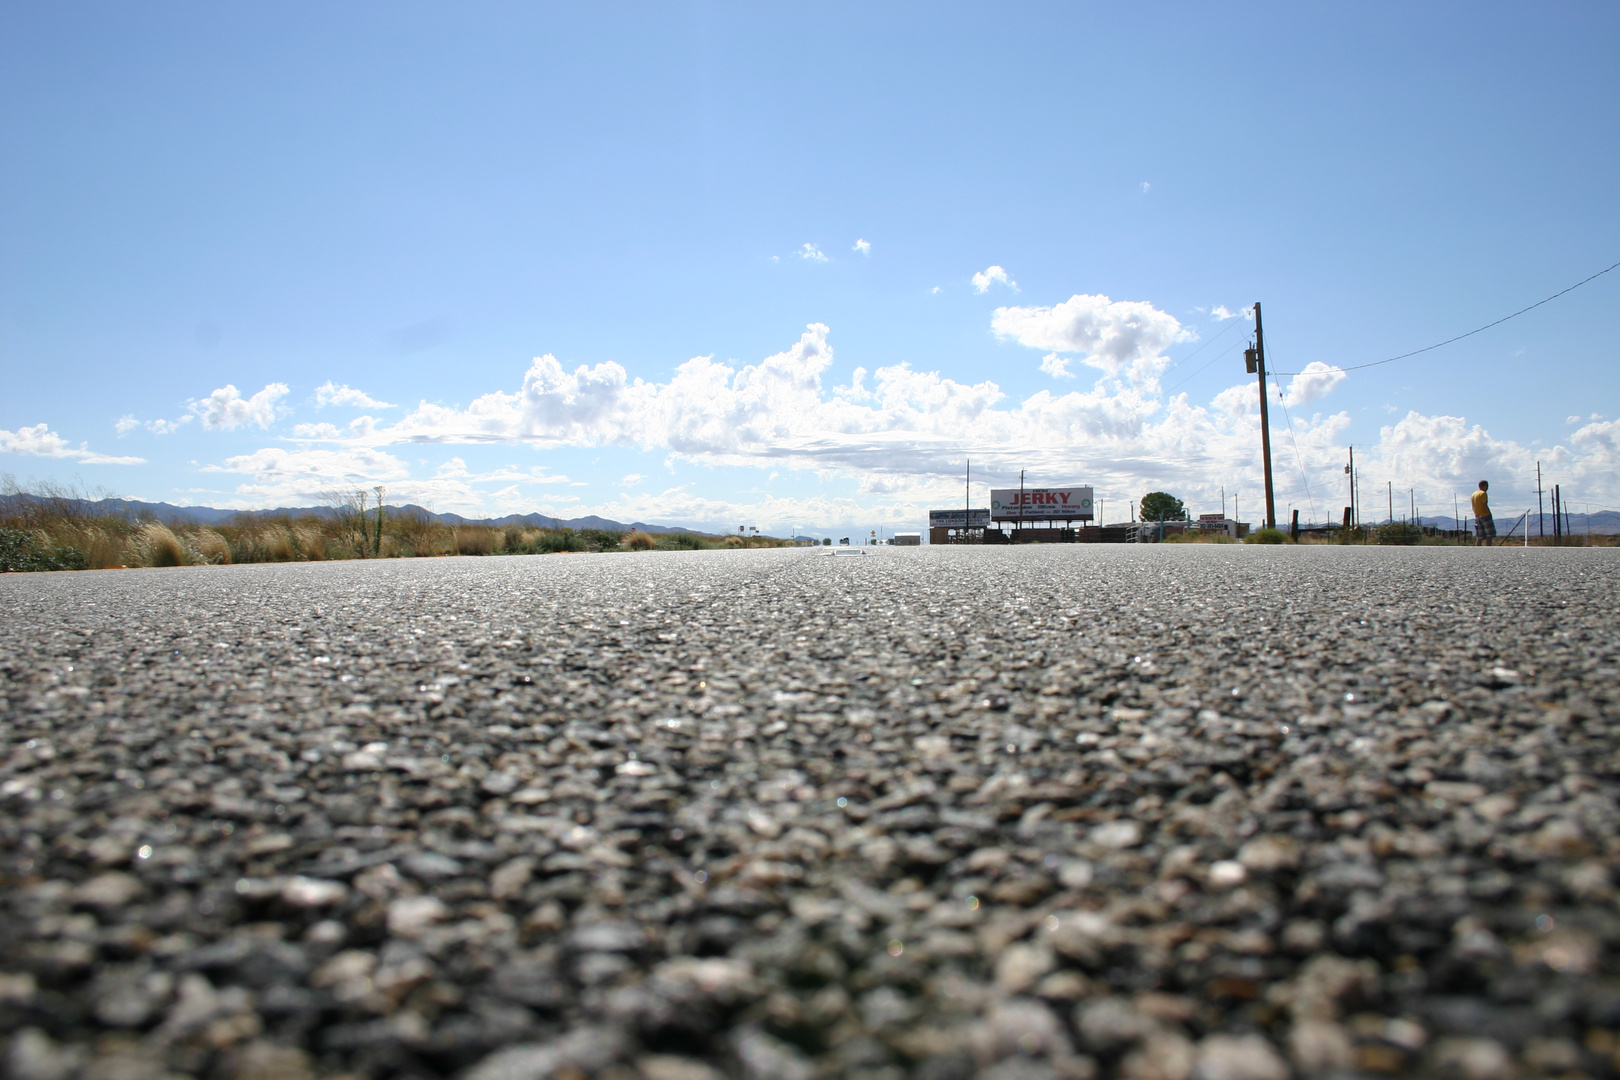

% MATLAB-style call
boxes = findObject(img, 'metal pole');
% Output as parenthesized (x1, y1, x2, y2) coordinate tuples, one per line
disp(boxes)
(1254, 302, 1276, 529)
(1387, 481, 1392, 525)
(1537, 462, 1544, 537)
(1018, 469, 1025, 540)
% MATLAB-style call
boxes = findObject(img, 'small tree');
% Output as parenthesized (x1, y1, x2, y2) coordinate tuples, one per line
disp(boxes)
(319, 488, 372, 557)
(1139, 491, 1186, 522)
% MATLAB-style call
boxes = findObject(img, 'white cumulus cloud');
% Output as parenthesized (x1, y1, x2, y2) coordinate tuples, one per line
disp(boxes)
(177, 302, 1619, 523)
(1283, 362, 1348, 407)
(798, 243, 829, 262)
(991, 293, 1191, 383)
(853, 238, 871, 256)
(1039, 353, 1074, 379)
(972, 265, 1017, 293)
(0, 423, 145, 465)
(315, 382, 396, 409)
(189, 383, 290, 430)
(1210, 305, 1247, 321)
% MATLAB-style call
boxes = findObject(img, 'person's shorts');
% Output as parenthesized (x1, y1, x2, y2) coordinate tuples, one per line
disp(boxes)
(1475, 514, 1496, 539)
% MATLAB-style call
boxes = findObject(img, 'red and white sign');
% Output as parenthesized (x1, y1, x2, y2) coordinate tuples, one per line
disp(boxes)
(990, 486, 1094, 521)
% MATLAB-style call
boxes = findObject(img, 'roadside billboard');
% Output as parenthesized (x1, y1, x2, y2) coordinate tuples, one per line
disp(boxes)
(928, 509, 991, 528)
(990, 486, 1094, 521)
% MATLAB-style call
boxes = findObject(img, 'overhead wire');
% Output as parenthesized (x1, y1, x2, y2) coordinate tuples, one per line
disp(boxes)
(1271, 258, 1620, 376)
(1163, 336, 1250, 395)
(1158, 313, 1248, 380)
(1263, 338, 1321, 525)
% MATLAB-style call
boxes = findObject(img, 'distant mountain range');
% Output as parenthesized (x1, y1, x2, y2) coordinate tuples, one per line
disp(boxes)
(0, 494, 717, 536)
(6, 493, 1614, 538)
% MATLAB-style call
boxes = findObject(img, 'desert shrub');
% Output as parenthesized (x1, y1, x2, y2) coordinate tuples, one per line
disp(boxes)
(0, 528, 90, 572)
(658, 532, 710, 550)
(226, 517, 300, 562)
(502, 525, 525, 552)
(1376, 522, 1422, 546)
(263, 527, 296, 562)
(456, 529, 495, 556)
(1245, 527, 1288, 545)
(532, 530, 587, 553)
(291, 524, 328, 559)
(389, 508, 436, 556)
(576, 528, 625, 552)
(723, 535, 745, 547)
(625, 530, 656, 551)
(134, 522, 188, 567)
(1165, 531, 1236, 544)
(81, 526, 132, 568)
(190, 528, 231, 564)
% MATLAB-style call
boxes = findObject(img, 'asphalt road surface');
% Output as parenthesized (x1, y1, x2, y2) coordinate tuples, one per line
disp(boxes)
(2, 545, 1618, 1080)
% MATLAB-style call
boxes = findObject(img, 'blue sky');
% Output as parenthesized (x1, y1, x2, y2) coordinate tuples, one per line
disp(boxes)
(3, 3, 1617, 532)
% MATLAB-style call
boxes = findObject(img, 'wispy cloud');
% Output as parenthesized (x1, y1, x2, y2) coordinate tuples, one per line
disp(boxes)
(115, 414, 194, 436)
(1210, 305, 1247, 321)
(852, 238, 871, 256)
(971, 265, 1017, 294)
(798, 243, 829, 262)
(1, 423, 146, 465)
(315, 382, 396, 409)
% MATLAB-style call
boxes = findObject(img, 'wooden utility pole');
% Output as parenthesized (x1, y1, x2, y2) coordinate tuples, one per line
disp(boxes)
(1247, 303, 1277, 529)
(1346, 446, 1357, 529)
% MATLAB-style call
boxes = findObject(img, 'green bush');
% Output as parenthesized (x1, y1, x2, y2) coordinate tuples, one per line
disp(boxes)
(1376, 522, 1422, 546)
(576, 528, 626, 552)
(0, 528, 91, 572)
(1245, 527, 1288, 545)
(532, 530, 589, 553)
(658, 532, 710, 550)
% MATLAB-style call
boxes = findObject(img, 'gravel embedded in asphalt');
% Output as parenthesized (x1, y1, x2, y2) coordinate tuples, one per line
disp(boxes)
(1, 545, 1618, 1080)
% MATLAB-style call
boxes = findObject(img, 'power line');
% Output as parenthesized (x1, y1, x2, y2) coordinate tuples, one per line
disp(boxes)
(1163, 336, 1249, 395)
(1271, 258, 1620, 377)
(1159, 313, 1248, 379)
(1267, 368, 1320, 525)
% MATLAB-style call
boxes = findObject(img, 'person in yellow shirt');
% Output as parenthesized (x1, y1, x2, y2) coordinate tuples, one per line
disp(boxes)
(1470, 481, 1494, 546)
